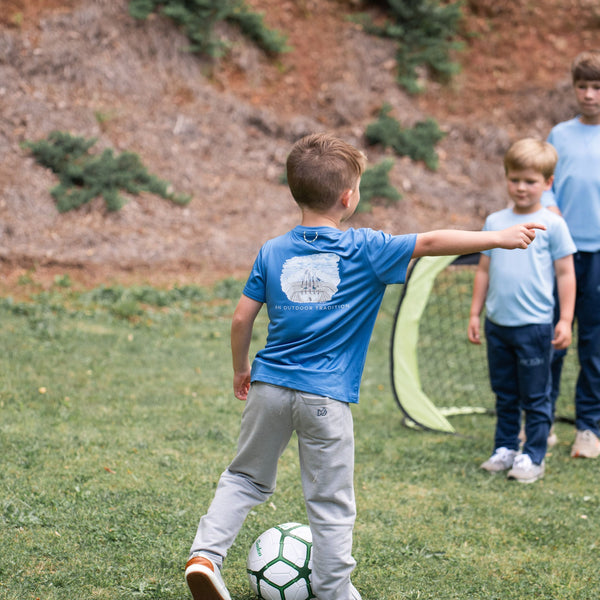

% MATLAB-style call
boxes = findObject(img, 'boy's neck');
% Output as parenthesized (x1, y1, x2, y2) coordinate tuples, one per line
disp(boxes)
(512, 202, 542, 215)
(579, 115, 600, 125)
(300, 209, 343, 229)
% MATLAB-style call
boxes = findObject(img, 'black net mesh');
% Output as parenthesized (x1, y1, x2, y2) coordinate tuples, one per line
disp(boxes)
(409, 255, 578, 420)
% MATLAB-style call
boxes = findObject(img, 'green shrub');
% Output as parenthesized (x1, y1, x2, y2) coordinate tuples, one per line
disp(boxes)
(128, 0, 288, 57)
(358, 159, 402, 212)
(365, 104, 446, 170)
(356, 0, 463, 93)
(24, 131, 191, 212)
(227, 4, 290, 54)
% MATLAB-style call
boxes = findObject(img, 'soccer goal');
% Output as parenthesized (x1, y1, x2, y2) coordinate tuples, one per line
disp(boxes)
(390, 254, 578, 433)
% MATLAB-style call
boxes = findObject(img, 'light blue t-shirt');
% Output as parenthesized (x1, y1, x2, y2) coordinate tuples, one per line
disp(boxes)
(482, 208, 576, 327)
(541, 117, 600, 252)
(243, 226, 417, 404)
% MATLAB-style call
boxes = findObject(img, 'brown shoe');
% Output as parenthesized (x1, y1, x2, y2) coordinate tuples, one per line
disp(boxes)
(185, 556, 231, 600)
(571, 430, 600, 458)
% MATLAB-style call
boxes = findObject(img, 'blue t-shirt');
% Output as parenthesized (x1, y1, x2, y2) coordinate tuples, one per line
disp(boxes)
(541, 117, 600, 252)
(482, 208, 576, 326)
(243, 225, 417, 404)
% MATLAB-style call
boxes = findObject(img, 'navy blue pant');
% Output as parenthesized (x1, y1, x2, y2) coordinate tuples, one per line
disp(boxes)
(485, 319, 553, 465)
(550, 251, 600, 435)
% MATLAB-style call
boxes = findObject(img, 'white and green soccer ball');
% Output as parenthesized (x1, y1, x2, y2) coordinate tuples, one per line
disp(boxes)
(247, 522, 314, 600)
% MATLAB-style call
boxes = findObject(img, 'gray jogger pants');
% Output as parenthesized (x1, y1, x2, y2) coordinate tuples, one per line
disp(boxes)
(190, 381, 360, 600)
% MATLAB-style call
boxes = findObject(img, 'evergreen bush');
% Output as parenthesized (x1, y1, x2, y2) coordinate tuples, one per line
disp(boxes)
(356, 0, 463, 93)
(358, 159, 402, 212)
(128, 0, 288, 57)
(24, 131, 191, 213)
(365, 104, 446, 170)
(227, 4, 290, 54)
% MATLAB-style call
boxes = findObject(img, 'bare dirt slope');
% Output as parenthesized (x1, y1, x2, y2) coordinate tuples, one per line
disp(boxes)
(0, 0, 597, 291)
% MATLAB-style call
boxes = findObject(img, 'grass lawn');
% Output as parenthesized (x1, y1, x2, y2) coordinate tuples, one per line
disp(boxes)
(1, 277, 598, 599)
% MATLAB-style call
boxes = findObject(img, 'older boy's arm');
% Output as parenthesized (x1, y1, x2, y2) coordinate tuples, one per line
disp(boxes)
(467, 255, 490, 345)
(552, 255, 576, 350)
(412, 223, 546, 258)
(231, 294, 263, 400)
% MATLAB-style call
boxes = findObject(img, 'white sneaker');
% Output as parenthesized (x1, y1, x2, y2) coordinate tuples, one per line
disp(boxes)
(185, 555, 231, 600)
(507, 453, 545, 483)
(480, 447, 518, 472)
(571, 429, 600, 458)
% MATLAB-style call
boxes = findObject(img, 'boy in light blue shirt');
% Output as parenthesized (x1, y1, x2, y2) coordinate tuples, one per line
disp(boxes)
(469, 138, 576, 483)
(542, 50, 600, 458)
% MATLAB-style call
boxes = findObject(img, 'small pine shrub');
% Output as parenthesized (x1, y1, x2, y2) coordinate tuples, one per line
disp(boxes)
(228, 4, 290, 54)
(356, 0, 463, 93)
(358, 159, 402, 212)
(128, 0, 288, 57)
(24, 131, 191, 212)
(365, 104, 446, 170)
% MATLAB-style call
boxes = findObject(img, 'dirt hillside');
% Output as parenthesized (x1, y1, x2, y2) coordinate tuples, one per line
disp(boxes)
(0, 0, 597, 291)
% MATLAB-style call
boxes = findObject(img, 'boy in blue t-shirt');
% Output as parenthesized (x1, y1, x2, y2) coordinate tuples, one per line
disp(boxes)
(542, 49, 600, 459)
(185, 133, 546, 600)
(469, 138, 576, 483)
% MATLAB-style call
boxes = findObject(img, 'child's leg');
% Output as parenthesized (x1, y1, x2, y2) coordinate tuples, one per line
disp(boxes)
(295, 392, 359, 600)
(189, 382, 294, 564)
(485, 320, 521, 451)
(573, 251, 600, 436)
(514, 324, 553, 465)
(549, 348, 567, 418)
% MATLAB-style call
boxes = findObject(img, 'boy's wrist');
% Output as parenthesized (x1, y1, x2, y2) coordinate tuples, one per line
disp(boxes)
(233, 362, 251, 374)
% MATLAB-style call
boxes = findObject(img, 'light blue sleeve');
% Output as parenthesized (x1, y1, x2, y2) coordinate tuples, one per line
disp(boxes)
(243, 246, 268, 303)
(541, 189, 557, 208)
(542, 129, 558, 207)
(549, 215, 577, 260)
(365, 230, 417, 285)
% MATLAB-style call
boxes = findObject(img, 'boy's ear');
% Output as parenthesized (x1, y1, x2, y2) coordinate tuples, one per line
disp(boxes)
(544, 175, 554, 191)
(340, 189, 353, 207)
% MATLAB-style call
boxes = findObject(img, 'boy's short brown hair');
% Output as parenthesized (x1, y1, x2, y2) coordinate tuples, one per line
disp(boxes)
(286, 133, 367, 212)
(504, 138, 558, 180)
(571, 49, 600, 82)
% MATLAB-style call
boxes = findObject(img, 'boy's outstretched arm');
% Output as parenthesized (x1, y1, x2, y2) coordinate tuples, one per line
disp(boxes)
(467, 254, 490, 345)
(412, 223, 546, 258)
(231, 294, 263, 401)
(552, 255, 576, 350)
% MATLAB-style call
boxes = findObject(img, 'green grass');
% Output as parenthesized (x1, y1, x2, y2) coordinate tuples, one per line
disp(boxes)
(1, 280, 598, 600)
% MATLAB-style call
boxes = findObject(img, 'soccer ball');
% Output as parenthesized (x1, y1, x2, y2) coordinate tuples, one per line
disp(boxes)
(247, 522, 314, 600)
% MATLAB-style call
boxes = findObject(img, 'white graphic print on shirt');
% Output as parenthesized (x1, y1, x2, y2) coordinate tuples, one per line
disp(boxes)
(280, 254, 340, 303)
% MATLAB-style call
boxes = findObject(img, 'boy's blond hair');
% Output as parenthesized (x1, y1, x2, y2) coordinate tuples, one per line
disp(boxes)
(504, 138, 558, 180)
(571, 49, 600, 82)
(286, 133, 367, 212)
